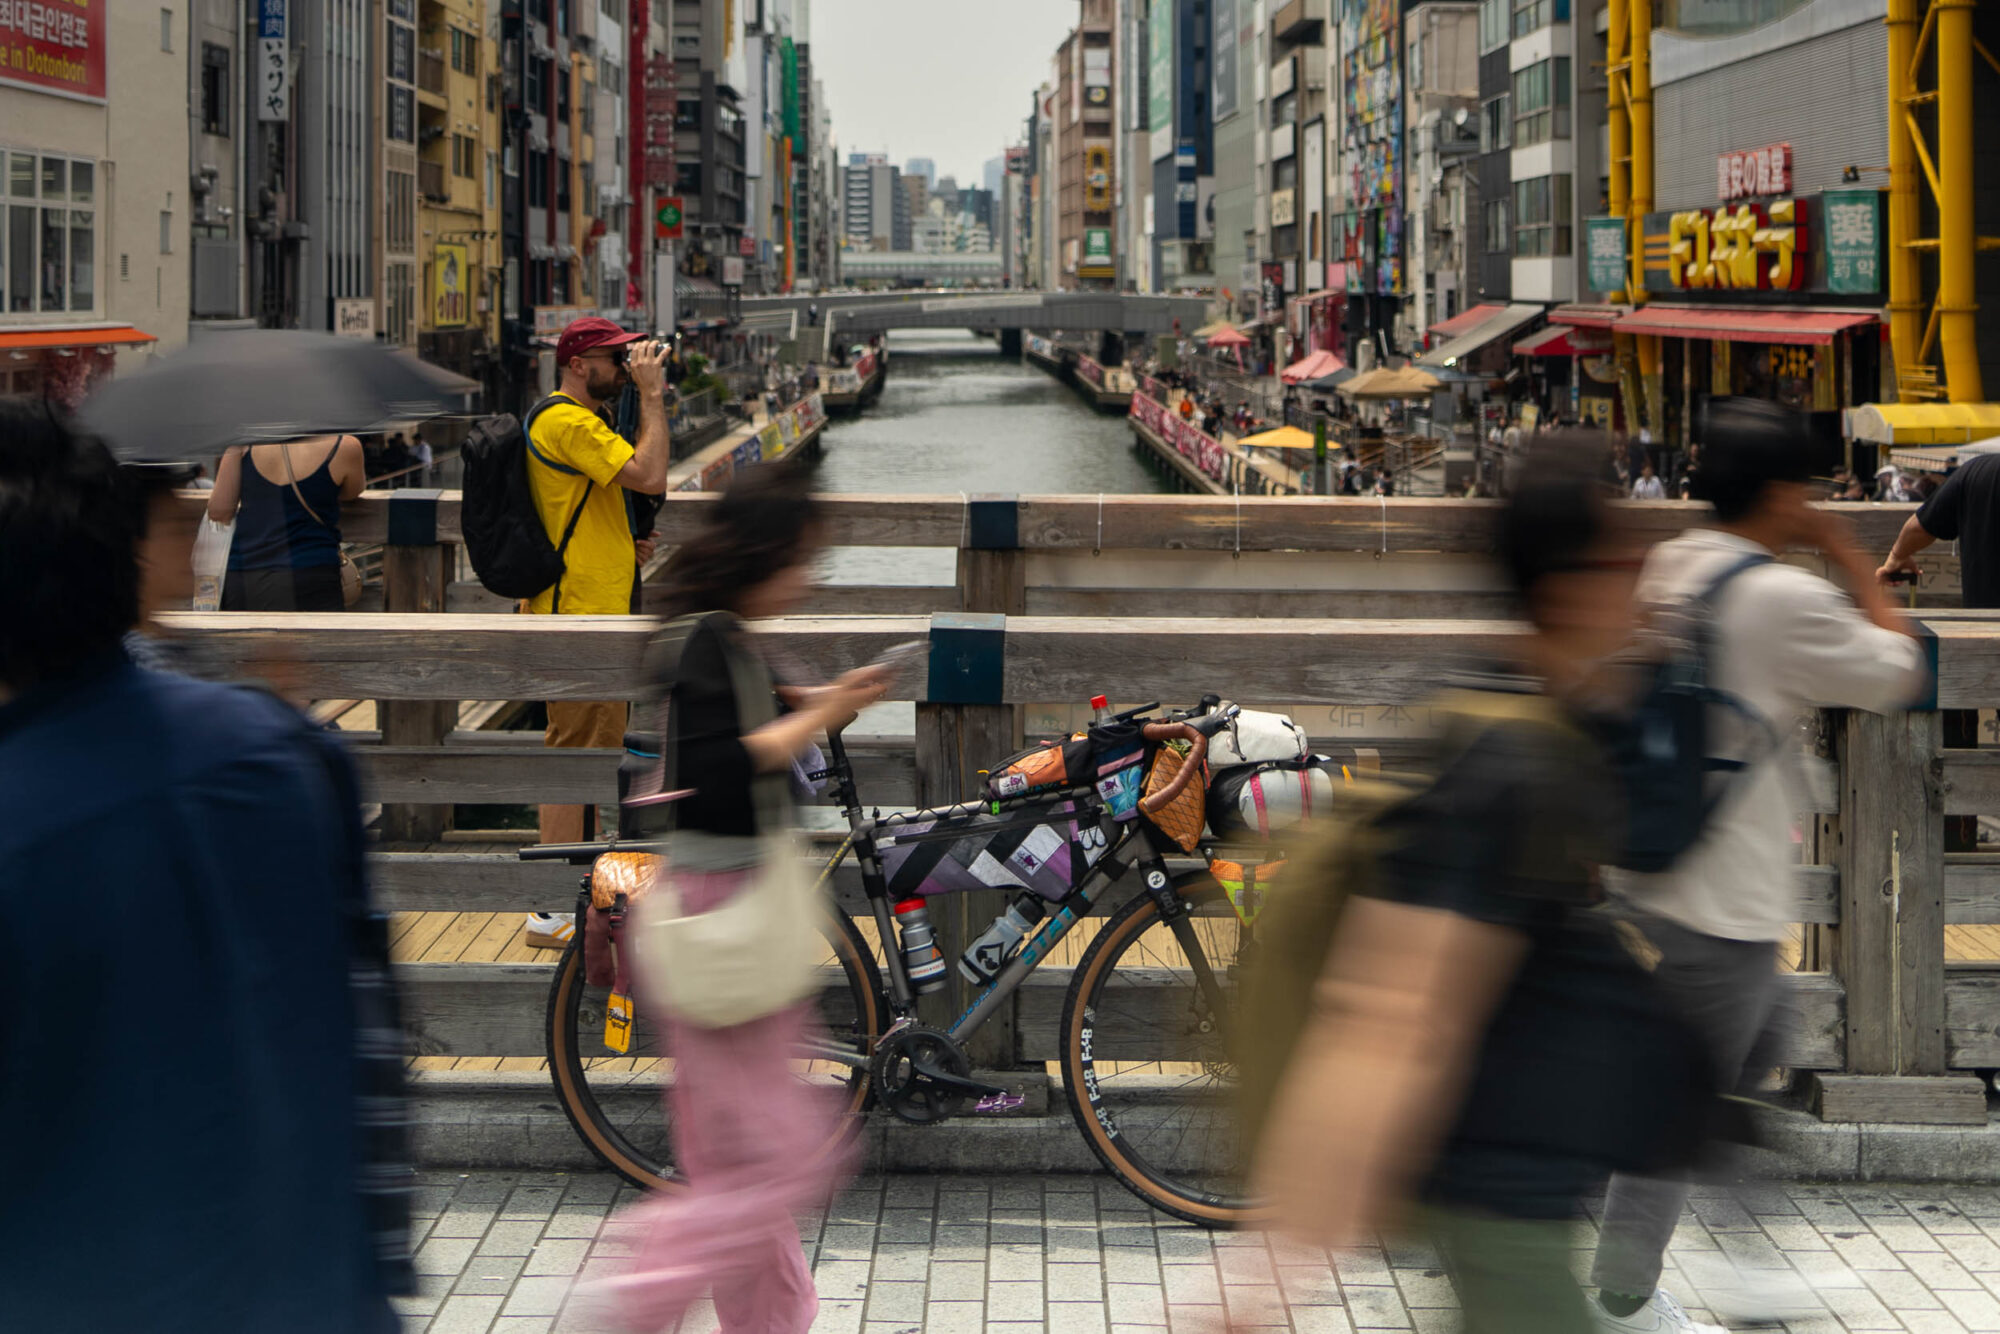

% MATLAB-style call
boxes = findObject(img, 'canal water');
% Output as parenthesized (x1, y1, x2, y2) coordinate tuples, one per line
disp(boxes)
(812, 328, 1165, 591)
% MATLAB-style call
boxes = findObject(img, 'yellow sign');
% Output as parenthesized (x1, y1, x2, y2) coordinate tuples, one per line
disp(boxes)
(1658, 199, 1803, 292)
(432, 242, 469, 329)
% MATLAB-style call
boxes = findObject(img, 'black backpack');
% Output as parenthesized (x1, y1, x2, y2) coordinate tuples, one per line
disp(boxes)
(461, 394, 593, 605)
(1596, 552, 1776, 873)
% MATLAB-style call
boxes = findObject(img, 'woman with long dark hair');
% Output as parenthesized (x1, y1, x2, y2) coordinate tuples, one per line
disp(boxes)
(601, 460, 888, 1334)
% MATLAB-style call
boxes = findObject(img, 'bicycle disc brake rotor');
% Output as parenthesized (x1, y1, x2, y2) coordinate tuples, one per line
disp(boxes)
(872, 1024, 972, 1125)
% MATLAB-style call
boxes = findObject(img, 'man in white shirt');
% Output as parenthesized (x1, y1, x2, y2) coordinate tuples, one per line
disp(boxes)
(1629, 461, 1666, 500)
(1591, 400, 1929, 1334)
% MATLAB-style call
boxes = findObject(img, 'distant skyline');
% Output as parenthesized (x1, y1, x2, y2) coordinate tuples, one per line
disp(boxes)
(808, 0, 1080, 185)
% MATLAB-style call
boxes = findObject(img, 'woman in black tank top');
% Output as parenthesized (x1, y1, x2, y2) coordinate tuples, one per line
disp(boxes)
(207, 436, 365, 611)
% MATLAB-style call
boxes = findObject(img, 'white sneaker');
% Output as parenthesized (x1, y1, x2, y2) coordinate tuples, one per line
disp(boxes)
(1594, 1288, 1728, 1334)
(522, 911, 576, 951)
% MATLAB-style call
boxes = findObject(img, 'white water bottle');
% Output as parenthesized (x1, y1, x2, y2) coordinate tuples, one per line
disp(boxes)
(959, 896, 1047, 984)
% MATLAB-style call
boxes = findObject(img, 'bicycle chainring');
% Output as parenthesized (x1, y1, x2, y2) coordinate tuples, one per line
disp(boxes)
(872, 1024, 973, 1125)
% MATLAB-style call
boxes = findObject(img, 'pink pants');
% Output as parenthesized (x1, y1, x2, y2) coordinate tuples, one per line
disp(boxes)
(600, 867, 854, 1334)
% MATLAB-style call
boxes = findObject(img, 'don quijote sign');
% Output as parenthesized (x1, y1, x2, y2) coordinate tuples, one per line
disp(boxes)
(0, 0, 107, 103)
(1717, 143, 1792, 202)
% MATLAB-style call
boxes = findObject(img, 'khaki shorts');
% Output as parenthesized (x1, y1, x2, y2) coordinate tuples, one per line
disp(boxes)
(545, 699, 629, 750)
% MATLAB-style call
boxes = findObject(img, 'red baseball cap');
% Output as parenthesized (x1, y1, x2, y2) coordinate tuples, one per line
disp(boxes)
(555, 316, 645, 366)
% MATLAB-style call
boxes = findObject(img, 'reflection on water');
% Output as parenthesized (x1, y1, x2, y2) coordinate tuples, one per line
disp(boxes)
(812, 329, 1165, 590)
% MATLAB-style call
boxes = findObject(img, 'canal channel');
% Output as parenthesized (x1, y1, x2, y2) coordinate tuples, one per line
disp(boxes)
(812, 328, 1166, 591)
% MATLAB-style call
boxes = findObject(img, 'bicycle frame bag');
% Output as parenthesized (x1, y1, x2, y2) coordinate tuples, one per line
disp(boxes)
(1198, 700, 1311, 769)
(876, 795, 1113, 903)
(986, 735, 1093, 801)
(1207, 759, 1341, 840)
(1086, 720, 1147, 822)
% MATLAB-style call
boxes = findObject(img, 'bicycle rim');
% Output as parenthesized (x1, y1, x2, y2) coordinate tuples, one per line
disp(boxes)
(1061, 875, 1264, 1227)
(545, 910, 883, 1189)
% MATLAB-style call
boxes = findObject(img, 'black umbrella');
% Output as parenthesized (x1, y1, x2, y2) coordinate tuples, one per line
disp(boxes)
(79, 329, 462, 463)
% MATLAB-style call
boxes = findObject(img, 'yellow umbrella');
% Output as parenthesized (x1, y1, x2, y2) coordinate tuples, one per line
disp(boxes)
(1238, 425, 1319, 451)
(1338, 366, 1443, 399)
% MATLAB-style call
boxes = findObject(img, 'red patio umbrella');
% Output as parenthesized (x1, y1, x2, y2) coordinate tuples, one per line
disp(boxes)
(1207, 327, 1251, 348)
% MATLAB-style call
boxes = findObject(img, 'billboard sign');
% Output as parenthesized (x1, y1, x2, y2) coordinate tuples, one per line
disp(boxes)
(1148, 0, 1174, 152)
(0, 0, 107, 103)
(432, 242, 469, 328)
(1081, 227, 1114, 274)
(334, 298, 376, 339)
(721, 255, 745, 286)
(1212, 0, 1238, 120)
(1586, 217, 1627, 294)
(256, 0, 288, 121)
(1823, 189, 1883, 295)
(1340, 0, 1403, 294)
(1638, 191, 1881, 297)
(654, 196, 684, 241)
(1717, 142, 1791, 201)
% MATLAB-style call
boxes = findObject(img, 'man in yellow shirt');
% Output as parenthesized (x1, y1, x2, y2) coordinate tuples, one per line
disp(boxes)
(529, 316, 671, 846)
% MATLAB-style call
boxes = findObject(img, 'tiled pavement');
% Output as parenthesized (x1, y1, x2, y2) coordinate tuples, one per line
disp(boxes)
(400, 1170, 2000, 1334)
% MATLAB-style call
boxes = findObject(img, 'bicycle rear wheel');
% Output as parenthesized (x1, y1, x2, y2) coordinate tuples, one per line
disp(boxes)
(544, 905, 884, 1189)
(1059, 871, 1263, 1227)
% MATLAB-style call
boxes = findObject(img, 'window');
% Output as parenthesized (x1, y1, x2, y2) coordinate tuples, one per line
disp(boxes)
(556, 66, 572, 123)
(556, 155, 572, 212)
(160, 8, 172, 51)
(388, 87, 415, 143)
(1480, 0, 1509, 50)
(389, 23, 414, 84)
(486, 150, 497, 203)
(527, 149, 549, 207)
(453, 134, 477, 179)
(201, 45, 231, 137)
(1480, 93, 1510, 153)
(1511, 58, 1570, 145)
(525, 56, 548, 110)
(1512, 0, 1572, 36)
(450, 28, 478, 75)
(1484, 199, 1509, 252)
(387, 171, 415, 251)
(1513, 174, 1573, 256)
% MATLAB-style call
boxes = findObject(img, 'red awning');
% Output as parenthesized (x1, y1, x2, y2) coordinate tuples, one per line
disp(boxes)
(1428, 303, 1505, 339)
(1513, 325, 1612, 357)
(0, 324, 156, 351)
(1282, 349, 1346, 383)
(1549, 303, 1628, 328)
(1611, 306, 1880, 346)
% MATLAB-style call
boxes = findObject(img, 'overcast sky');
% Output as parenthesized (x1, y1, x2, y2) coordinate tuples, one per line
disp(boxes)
(806, 0, 1081, 186)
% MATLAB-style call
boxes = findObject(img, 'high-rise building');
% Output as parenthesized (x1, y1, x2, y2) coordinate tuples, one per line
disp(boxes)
(415, 0, 498, 382)
(1401, 4, 1481, 340)
(843, 155, 904, 251)
(1055, 4, 1116, 290)
(189, 0, 245, 332)
(1148, 0, 1213, 290)
(1201, 0, 1255, 311)
(983, 155, 1005, 197)
(904, 156, 935, 187)
(1264, 0, 1326, 317)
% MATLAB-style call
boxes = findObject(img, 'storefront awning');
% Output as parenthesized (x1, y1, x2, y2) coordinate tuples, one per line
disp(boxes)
(1513, 324, 1612, 357)
(1281, 349, 1346, 383)
(1850, 402, 2000, 445)
(1612, 305, 1879, 346)
(1417, 303, 1543, 369)
(1887, 441, 2000, 473)
(1549, 304, 1629, 329)
(0, 324, 156, 351)
(1429, 303, 1506, 339)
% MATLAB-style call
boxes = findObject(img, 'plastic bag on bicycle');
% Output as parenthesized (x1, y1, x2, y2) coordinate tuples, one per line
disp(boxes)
(876, 795, 1114, 902)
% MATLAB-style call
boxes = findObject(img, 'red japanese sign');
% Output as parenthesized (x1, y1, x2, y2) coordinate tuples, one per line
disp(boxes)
(0, 0, 106, 102)
(1717, 143, 1792, 201)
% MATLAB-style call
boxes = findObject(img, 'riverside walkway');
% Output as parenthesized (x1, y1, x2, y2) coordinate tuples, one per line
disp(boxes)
(398, 1168, 2000, 1333)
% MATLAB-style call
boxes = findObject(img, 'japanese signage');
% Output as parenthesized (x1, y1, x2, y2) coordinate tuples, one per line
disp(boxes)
(1586, 217, 1627, 294)
(257, 0, 288, 121)
(1822, 189, 1883, 295)
(654, 196, 684, 241)
(1340, 0, 1402, 294)
(721, 255, 744, 286)
(0, 0, 106, 103)
(432, 242, 469, 329)
(532, 305, 594, 335)
(1084, 143, 1111, 212)
(1638, 191, 1882, 297)
(1716, 142, 1791, 201)
(1270, 189, 1296, 227)
(1081, 227, 1113, 275)
(643, 53, 676, 190)
(334, 298, 376, 339)
(1148, 0, 1174, 149)
(1212, 0, 1238, 120)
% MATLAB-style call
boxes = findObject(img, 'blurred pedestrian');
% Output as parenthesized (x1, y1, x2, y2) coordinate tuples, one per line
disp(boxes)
(599, 462, 890, 1334)
(122, 458, 203, 672)
(1875, 463, 1913, 502)
(526, 317, 671, 853)
(1591, 400, 1929, 1331)
(1251, 439, 1713, 1334)
(1630, 461, 1666, 500)
(0, 399, 410, 1332)
(206, 434, 365, 610)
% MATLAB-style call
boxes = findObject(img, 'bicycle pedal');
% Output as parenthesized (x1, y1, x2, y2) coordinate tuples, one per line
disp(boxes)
(972, 1090, 1028, 1115)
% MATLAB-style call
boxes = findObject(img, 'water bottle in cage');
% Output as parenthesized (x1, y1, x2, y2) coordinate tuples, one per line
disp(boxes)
(959, 894, 1048, 985)
(893, 898, 948, 993)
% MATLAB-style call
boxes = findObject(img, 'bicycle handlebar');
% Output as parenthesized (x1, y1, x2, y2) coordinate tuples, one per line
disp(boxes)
(1136, 721, 1208, 814)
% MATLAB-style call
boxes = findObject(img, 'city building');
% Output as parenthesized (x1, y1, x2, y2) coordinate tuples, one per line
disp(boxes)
(0, 2, 192, 401)
(415, 0, 493, 380)
(1400, 3, 1480, 340)
(189, 0, 247, 334)
(1332, 0, 1408, 352)
(378, 0, 420, 349)
(904, 156, 935, 188)
(671, 0, 748, 289)
(1266, 0, 1328, 321)
(1204, 0, 1256, 316)
(1055, 3, 1116, 289)
(843, 154, 906, 251)
(1149, 0, 1215, 292)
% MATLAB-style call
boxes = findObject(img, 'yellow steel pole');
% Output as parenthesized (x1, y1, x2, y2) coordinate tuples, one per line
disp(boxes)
(1885, 0, 1923, 398)
(1937, 0, 1983, 402)
(1607, 0, 1630, 240)
(1630, 0, 1663, 431)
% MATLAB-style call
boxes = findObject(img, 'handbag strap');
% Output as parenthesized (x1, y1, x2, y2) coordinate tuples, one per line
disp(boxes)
(277, 437, 347, 531)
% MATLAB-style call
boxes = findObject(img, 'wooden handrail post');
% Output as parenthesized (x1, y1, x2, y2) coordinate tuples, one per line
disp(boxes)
(378, 490, 456, 844)
(1818, 707, 1982, 1121)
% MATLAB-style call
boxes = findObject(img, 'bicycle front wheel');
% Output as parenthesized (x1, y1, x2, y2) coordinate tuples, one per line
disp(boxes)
(1060, 872, 1263, 1227)
(545, 905, 884, 1189)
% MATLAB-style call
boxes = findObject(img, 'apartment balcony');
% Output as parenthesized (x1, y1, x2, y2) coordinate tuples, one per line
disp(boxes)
(1272, 0, 1327, 45)
(419, 159, 448, 203)
(418, 49, 447, 106)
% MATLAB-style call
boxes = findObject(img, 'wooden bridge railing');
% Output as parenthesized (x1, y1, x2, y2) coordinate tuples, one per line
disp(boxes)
(160, 603, 2000, 1123)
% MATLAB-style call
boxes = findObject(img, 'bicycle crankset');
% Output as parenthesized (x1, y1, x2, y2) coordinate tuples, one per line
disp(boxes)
(871, 1023, 1002, 1124)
